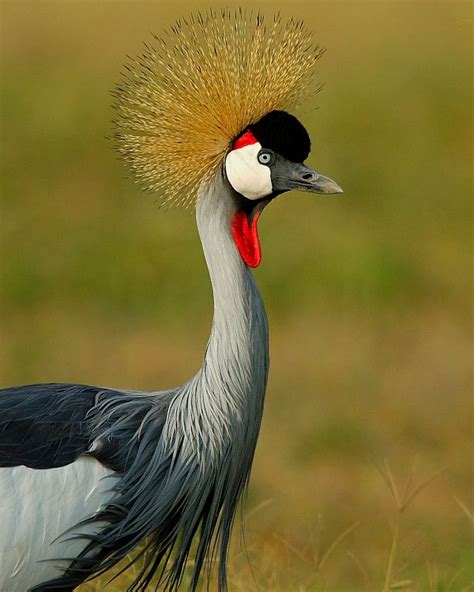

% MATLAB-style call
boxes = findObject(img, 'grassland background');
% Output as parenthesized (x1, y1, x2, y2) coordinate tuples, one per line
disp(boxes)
(0, 1, 472, 590)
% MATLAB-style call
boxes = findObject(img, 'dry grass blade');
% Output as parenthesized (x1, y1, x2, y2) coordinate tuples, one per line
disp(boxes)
(245, 498, 273, 521)
(274, 533, 310, 565)
(383, 459, 402, 509)
(390, 580, 412, 589)
(426, 561, 439, 592)
(454, 496, 474, 523)
(382, 511, 401, 592)
(347, 551, 372, 591)
(379, 461, 444, 592)
(446, 568, 464, 592)
(402, 469, 445, 511)
(372, 458, 401, 509)
(317, 521, 360, 572)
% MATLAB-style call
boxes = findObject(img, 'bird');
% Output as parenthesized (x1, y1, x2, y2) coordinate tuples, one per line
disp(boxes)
(0, 9, 342, 592)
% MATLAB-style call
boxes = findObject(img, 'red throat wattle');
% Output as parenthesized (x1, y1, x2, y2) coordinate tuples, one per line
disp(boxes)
(229, 129, 263, 267)
(231, 210, 262, 268)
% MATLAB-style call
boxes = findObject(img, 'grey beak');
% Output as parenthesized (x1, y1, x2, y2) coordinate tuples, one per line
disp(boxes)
(297, 168, 343, 194)
(271, 160, 343, 195)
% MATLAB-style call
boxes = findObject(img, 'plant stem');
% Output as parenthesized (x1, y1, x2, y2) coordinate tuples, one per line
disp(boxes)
(383, 511, 401, 592)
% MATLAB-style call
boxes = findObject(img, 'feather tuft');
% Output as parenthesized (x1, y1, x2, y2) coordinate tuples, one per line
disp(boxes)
(112, 9, 324, 208)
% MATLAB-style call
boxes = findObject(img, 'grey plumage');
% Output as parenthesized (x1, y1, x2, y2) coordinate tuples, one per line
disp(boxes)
(83, 173, 268, 591)
(3, 171, 269, 591)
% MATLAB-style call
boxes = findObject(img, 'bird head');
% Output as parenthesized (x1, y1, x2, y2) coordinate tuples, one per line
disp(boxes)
(225, 110, 342, 267)
(113, 10, 342, 266)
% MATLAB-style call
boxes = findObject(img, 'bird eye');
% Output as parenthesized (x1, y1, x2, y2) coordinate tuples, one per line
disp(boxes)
(257, 151, 273, 165)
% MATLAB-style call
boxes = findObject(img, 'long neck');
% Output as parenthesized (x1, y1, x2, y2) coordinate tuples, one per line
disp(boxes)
(161, 171, 268, 469)
(194, 171, 269, 447)
(197, 177, 248, 326)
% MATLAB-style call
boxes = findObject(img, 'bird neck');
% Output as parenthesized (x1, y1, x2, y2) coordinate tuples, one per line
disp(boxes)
(195, 170, 269, 416)
(161, 171, 268, 468)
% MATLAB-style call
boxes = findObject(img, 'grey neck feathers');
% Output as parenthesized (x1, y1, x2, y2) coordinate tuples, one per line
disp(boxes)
(162, 170, 269, 467)
(82, 170, 270, 591)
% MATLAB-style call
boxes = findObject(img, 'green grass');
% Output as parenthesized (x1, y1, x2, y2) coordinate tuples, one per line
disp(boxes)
(1, 1, 472, 590)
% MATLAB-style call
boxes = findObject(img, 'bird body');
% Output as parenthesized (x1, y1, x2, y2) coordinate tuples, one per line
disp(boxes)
(1, 458, 115, 591)
(0, 10, 341, 591)
(0, 172, 270, 591)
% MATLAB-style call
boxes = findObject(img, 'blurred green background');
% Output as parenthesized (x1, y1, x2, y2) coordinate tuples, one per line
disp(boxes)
(1, 1, 472, 590)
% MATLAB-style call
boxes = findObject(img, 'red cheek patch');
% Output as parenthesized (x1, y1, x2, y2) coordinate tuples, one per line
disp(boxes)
(231, 210, 262, 268)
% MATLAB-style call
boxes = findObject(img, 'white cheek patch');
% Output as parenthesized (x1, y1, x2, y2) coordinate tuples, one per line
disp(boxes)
(225, 142, 273, 200)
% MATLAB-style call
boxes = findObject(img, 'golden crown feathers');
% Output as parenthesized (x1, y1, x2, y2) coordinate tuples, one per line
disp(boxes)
(112, 9, 324, 208)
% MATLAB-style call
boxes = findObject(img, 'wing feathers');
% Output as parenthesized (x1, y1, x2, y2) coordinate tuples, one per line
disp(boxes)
(0, 383, 100, 469)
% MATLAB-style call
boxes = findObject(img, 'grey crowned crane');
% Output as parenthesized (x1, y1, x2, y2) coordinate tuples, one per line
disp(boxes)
(0, 10, 342, 592)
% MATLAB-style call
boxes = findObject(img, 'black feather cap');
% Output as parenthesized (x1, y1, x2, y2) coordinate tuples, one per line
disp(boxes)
(249, 110, 311, 163)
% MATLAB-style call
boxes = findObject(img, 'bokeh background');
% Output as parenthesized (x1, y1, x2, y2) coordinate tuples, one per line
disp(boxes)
(1, 1, 472, 590)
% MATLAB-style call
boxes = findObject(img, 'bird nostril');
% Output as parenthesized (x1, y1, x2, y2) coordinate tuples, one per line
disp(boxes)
(301, 173, 314, 181)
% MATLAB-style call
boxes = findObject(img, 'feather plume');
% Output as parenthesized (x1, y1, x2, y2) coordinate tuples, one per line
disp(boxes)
(112, 9, 324, 207)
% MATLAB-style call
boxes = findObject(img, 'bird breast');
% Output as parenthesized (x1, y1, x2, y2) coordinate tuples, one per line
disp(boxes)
(0, 457, 116, 591)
